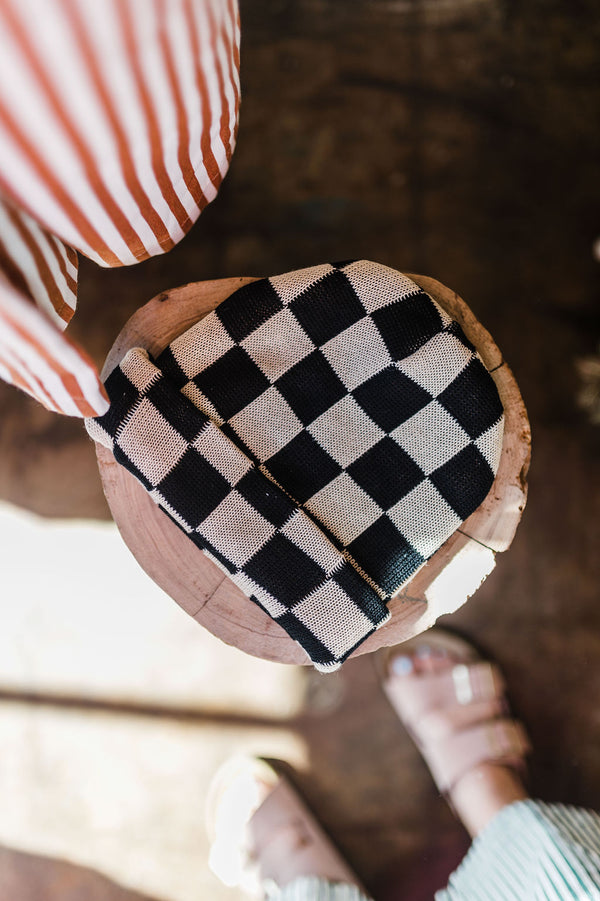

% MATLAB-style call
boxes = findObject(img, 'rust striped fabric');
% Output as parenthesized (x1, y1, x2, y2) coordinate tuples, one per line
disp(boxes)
(0, 0, 240, 416)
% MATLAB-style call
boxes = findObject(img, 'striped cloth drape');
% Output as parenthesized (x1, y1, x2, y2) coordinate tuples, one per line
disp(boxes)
(0, 0, 240, 416)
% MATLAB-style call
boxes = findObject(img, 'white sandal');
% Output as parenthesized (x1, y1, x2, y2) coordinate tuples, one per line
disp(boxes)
(206, 755, 365, 896)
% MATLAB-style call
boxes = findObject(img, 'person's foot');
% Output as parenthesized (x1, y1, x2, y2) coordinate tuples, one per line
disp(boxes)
(379, 629, 530, 838)
(206, 755, 365, 896)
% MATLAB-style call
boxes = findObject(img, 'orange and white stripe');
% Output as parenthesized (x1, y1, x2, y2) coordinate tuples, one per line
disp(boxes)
(0, 0, 240, 416)
(0, 272, 107, 417)
(0, 202, 77, 328)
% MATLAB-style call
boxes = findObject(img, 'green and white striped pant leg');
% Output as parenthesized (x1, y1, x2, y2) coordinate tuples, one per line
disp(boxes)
(268, 877, 373, 901)
(437, 800, 600, 900)
(266, 801, 600, 901)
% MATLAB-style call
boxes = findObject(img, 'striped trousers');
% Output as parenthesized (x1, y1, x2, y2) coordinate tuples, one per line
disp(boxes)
(272, 802, 600, 901)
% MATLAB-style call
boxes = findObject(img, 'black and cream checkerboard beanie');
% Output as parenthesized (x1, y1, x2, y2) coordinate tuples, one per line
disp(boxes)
(86, 262, 504, 671)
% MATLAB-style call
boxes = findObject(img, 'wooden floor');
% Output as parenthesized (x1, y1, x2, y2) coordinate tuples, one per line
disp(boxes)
(0, 1, 599, 898)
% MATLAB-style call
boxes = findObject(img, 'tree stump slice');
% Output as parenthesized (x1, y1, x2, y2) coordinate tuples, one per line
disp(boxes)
(94, 274, 530, 665)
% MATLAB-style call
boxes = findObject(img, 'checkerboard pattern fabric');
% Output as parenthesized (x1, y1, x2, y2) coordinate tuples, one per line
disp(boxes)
(86, 261, 504, 671)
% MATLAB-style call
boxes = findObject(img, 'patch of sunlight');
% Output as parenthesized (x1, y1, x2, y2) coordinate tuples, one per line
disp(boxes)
(0, 501, 306, 719)
(0, 703, 309, 901)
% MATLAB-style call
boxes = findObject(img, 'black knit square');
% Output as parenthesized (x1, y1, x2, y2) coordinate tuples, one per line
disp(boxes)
(156, 447, 231, 529)
(216, 278, 284, 342)
(348, 516, 425, 594)
(275, 350, 347, 426)
(352, 366, 432, 432)
(429, 443, 495, 520)
(289, 270, 366, 346)
(244, 533, 327, 607)
(266, 431, 343, 504)
(347, 437, 424, 509)
(193, 346, 270, 420)
(371, 290, 443, 361)
(437, 357, 504, 439)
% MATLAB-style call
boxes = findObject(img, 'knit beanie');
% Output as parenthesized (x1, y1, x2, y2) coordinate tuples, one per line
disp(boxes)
(86, 261, 503, 671)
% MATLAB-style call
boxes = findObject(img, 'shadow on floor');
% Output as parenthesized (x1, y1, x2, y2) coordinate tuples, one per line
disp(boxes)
(0, 846, 162, 901)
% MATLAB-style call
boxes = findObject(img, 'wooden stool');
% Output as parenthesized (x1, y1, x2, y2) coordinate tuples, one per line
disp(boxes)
(94, 274, 530, 665)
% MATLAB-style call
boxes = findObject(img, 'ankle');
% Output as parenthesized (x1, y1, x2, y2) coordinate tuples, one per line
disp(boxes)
(449, 763, 529, 838)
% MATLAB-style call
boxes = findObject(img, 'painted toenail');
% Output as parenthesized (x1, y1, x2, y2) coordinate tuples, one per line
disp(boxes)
(392, 655, 414, 675)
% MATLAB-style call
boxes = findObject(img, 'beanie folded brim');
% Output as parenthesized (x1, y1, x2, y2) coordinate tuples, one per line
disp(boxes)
(87, 347, 390, 672)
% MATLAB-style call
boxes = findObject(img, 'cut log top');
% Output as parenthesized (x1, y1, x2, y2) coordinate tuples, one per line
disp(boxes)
(95, 274, 531, 665)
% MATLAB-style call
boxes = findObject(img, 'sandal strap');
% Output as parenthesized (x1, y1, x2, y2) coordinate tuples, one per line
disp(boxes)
(423, 718, 531, 794)
(397, 661, 506, 730)
(247, 778, 363, 889)
(452, 662, 502, 706)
